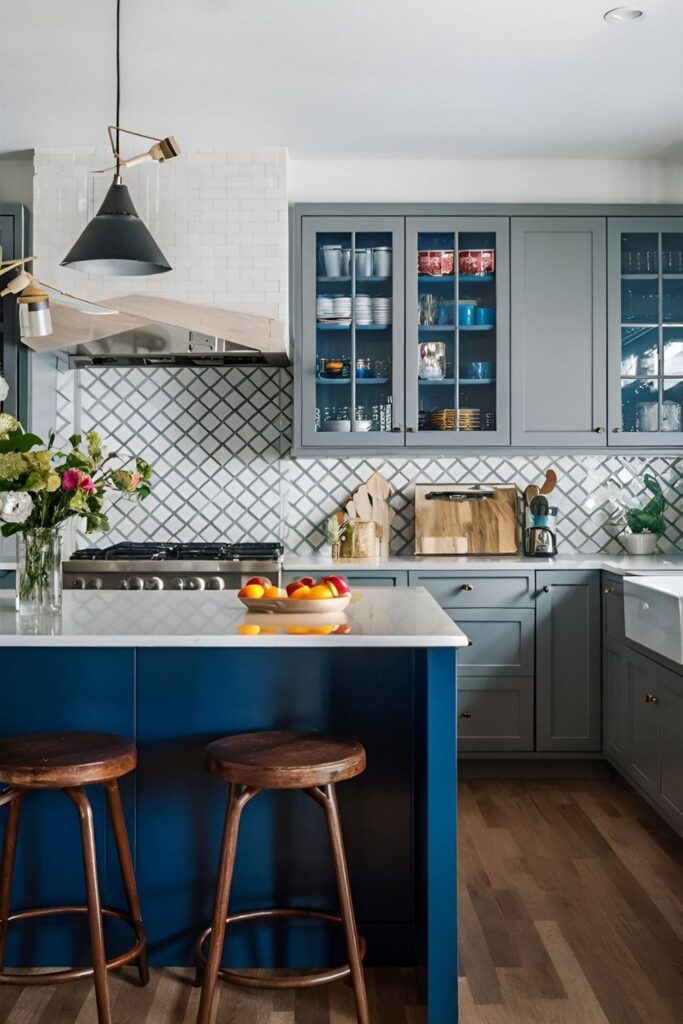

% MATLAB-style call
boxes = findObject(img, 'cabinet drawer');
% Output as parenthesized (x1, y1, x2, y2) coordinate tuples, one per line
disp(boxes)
(603, 574, 625, 642)
(0, 570, 14, 590)
(458, 677, 534, 752)
(410, 572, 535, 608)
(448, 608, 534, 676)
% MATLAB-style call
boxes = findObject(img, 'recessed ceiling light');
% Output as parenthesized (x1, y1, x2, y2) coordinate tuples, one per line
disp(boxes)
(604, 7, 646, 22)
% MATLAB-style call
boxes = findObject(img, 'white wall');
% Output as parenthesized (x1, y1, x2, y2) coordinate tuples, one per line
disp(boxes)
(288, 158, 683, 204)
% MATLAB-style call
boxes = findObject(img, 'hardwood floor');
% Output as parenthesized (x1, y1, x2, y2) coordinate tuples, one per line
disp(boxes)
(459, 777, 683, 1024)
(1, 777, 681, 1022)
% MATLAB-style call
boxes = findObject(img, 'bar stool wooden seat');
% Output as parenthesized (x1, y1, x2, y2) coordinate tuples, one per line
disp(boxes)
(196, 730, 369, 1024)
(0, 732, 148, 1024)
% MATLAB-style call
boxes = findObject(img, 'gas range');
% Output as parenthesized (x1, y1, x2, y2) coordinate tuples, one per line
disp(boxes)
(63, 542, 284, 592)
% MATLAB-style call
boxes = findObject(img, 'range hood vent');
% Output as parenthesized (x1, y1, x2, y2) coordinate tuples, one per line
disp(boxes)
(22, 294, 289, 368)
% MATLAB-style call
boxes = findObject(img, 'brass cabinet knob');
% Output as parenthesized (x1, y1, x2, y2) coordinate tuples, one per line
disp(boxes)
(460, 711, 472, 719)
(391, 425, 402, 432)
(612, 427, 621, 433)
(603, 586, 613, 595)
(542, 585, 552, 593)
(406, 426, 415, 432)
(462, 583, 474, 591)
(594, 426, 605, 433)
(645, 692, 659, 704)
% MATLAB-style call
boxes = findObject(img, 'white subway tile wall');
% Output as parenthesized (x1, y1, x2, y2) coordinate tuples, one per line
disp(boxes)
(39, 148, 682, 556)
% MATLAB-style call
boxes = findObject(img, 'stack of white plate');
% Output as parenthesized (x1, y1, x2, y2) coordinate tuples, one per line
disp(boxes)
(317, 294, 352, 324)
(372, 297, 392, 324)
(333, 296, 352, 322)
(317, 295, 334, 321)
(355, 294, 372, 325)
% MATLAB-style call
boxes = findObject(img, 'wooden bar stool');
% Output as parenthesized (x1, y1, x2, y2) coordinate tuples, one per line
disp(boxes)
(0, 732, 149, 1024)
(195, 730, 369, 1024)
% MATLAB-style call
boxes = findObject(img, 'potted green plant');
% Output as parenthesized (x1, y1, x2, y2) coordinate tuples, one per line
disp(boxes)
(619, 473, 666, 555)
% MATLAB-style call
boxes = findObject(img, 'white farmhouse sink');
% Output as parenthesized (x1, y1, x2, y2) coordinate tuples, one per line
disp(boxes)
(624, 576, 683, 665)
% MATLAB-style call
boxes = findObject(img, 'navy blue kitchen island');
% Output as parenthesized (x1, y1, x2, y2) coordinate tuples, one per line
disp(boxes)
(0, 587, 466, 1023)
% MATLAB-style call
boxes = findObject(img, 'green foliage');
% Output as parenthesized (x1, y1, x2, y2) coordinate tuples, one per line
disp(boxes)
(624, 473, 666, 535)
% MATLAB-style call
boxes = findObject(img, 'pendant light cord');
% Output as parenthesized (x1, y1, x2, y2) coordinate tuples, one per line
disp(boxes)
(115, 0, 121, 173)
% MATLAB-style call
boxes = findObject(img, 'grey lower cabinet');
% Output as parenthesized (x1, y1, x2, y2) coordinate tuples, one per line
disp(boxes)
(410, 570, 536, 753)
(659, 668, 683, 832)
(0, 570, 14, 590)
(535, 570, 602, 752)
(512, 217, 608, 446)
(626, 649, 661, 798)
(604, 643, 629, 768)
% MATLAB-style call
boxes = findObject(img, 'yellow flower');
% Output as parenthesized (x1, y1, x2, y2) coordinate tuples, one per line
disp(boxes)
(0, 452, 27, 481)
(46, 471, 60, 492)
(0, 413, 19, 439)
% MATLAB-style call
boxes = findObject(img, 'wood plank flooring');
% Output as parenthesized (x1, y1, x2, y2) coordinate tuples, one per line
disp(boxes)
(1, 777, 681, 1022)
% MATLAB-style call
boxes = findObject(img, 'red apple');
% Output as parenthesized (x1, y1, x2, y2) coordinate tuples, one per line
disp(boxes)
(246, 576, 272, 589)
(286, 579, 306, 597)
(322, 574, 351, 597)
(300, 576, 316, 587)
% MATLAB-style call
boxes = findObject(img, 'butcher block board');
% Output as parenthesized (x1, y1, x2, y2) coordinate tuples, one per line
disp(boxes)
(414, 483, 520, 555)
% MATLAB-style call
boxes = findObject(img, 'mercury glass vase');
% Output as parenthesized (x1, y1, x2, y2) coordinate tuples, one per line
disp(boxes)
(16, 527, 63, 614)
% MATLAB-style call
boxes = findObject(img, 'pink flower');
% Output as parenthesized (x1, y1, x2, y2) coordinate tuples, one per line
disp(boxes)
(128, 471, 142, 490)
(62, 469, 81, 491)
(62, 469, 95, 493)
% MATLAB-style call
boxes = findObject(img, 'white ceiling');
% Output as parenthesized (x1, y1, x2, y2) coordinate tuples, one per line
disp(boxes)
(1, 0, 682, 160)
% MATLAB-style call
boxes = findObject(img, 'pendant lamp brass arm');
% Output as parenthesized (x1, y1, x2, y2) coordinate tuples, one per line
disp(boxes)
(0, 256, 36, 278)
(94, 125, 181, 173)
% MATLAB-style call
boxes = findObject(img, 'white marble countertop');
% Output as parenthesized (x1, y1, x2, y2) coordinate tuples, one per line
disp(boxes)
(283, 551, 683, 575)
(0, 587, 469, 649)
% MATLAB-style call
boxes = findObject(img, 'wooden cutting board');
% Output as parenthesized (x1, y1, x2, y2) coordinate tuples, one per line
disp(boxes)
(345, 472, 393, 556)
(414, 483, 520, 555)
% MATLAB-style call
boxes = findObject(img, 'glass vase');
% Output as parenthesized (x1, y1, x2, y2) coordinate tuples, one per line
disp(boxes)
(16, 527, 63, 614)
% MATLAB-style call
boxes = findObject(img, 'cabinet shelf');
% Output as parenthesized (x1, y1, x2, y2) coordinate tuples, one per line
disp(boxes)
(621, 274, 658, 280)
(317, 275, 392, 284)
(417, 324, 495, 333)
(459, 274, 496, 283)
(418, 378, 495, 386)
(417, 274, 496, 284)
(317, 376, 389, 385)
(317, 322, 392, 331)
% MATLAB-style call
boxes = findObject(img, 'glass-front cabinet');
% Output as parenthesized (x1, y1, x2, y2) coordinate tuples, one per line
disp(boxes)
(300, 217, 405, 447)
(405, 218, 510, 445)
(609, 218, 683, 445)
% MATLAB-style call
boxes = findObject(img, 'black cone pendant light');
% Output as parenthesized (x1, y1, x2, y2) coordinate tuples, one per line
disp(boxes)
(61, 0, 176, 276)
(61, 175, 171, 275)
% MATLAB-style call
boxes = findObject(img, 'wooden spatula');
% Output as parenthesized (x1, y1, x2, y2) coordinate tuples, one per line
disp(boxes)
(540, 469, 557, 496)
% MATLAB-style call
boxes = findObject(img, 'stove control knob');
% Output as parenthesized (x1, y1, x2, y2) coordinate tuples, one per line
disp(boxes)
(70, 576, 86, 590)
(128, 576, 144, 591)
(169, 577, 184, 590)
(85, 578, 102, 590)
(206, 576, 225, 591)
(186, 576, 205, 591)
(119, 579, 128, 590)
(144, 576, 164, 591)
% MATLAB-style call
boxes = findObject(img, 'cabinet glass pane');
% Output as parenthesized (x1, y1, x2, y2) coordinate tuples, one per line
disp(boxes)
(314, 230, 394, 434)
(416, 230, 497, 433)
(617, 229, 683, 436)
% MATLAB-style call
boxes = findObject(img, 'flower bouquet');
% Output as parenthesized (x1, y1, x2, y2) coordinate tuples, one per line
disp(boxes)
(0, 377, 152, 612)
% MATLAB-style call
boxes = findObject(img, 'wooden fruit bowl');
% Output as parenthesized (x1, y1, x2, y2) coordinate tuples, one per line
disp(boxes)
(238, 594, 352, 614)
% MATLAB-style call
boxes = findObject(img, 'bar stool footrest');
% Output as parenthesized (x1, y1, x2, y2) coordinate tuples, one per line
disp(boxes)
(195, 907, 366, 990)
(0, 905, 147, 985)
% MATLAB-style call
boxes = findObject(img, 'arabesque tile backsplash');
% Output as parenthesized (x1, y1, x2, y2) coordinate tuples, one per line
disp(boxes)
(57, 366, 683, 556)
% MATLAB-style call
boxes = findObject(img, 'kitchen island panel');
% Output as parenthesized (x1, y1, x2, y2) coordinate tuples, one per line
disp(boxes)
(0, 648, 136, 967)
(134, 647, 416, 967)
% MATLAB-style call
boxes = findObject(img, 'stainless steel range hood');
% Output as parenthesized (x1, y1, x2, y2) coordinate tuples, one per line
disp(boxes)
(22, 294, 289, 367)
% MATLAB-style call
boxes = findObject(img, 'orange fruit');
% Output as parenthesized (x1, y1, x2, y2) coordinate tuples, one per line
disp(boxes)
(264, 585, 284, 599)
(238, 624, 261, 635)
(239, 583, 265, 599)
(306, 583, 335, 599)
(289, 585, 310, 599)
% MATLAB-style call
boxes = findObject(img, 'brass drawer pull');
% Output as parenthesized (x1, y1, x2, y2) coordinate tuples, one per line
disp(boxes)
(603, 586, 613, 595)
(542, 585, 552, 593)
(645, 692, 659, 704)
(460, 711, 472, 719)
(462, 583, 474, 591)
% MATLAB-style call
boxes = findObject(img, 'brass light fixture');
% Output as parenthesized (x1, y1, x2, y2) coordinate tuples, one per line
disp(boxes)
(0, 258, 52, 338)
(61, 0, 180, 276)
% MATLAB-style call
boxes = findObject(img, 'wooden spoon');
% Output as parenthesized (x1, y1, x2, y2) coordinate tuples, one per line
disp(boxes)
(540, 469, 558, 496)
(524, 484, 539, 504)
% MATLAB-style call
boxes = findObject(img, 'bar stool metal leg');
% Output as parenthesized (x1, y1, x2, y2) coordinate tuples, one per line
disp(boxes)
(196, 785, 259, 1024)
(66, 787, 112, 1024)
(308, 784, 370, 1024)
(105, 780, 149, 986)
(0, 788, 22, 971)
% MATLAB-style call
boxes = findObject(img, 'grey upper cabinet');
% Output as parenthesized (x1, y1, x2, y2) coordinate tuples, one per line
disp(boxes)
(536, 570, 602, 751)
(511, 217, 607, 446)
(297, 215, 406, 449)
(405, 217, 510, 446)
(607, 217, 683, 446)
